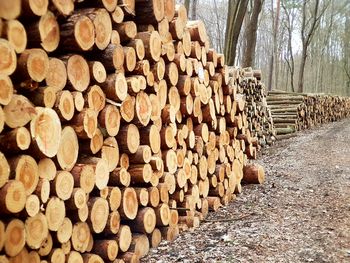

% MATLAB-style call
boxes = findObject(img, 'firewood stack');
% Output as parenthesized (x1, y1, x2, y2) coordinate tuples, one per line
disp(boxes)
(0, 0, 260, 262)
(267, 90, 350, 139)
(228, 67, 275, 149)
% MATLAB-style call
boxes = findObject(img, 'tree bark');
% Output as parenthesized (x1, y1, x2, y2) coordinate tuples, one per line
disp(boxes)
(224, 0, 249, 66)
(242, 0, 264, 68)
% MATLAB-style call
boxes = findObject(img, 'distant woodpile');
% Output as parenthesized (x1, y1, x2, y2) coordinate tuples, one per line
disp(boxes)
(0, 0, 265, 262)
(230, 67, 276, 148)
(267, 90, 350, 139)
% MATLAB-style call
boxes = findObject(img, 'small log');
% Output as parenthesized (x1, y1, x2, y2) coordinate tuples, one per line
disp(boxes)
(242, 164, 265, 184)
(16, 48, 49, 88)
(27, 86, 57, 108)
(9, 155, 38, 196)
(88, 197, 109, 234)
(4, 219, 25, 257)
(72, 222, 91, 253)
(128, 207, 156, 234)
(109, 167, 131, 187)
(129, 145, 152, 164)
(147, 228, 161, 248)
(66, 188, 87, 210)
(135, 0, 164, 24)
(60, 14, 95, 51)
(0, 127, 31, 153)
(88, 61, 107, 84)
(116, 124, 140, 154)
(38, 232, 53, 256)
(100, 73, 127, 102)
(101, 137, 120, 172)
(25, 212, 48, 249)
(56, 126, 79, 171)
(82, 253, 104, 263)
(0, 39, 17, 75)
(105, 211, 121, 235)
(136, 31, 162, 62)
(27, 11, 60, 52)
(107, 187, 122, 212)
(119, 187, 138, 220)
(117, 225, 132, 252)
(71, 164, 95, 194)
(51, 0, 74, 16)
(51, 171, 74, 201)
(45, 57, 67, 90)
(54, 90, 75, 121)
(114, 21, 137, 42)
(0, 180, 26, 214)
(70, 108, 97, 139)
(155, 203, 170, 227)
(92, 240, 118, 261)
(99, 104, 121, 137)
(2, 20, 27, 54)
(30, 107, 61, 158)
(65, 54, 90, 92)
(45, 197, 65, 231)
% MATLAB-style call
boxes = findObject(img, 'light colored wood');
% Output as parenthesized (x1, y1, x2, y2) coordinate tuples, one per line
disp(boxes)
(4, 219, 25, 257)
(0, 39, 17, 75)
(72, 222, 91, 253)
(243, 164, 265, 184)
(0, 180, 26, 214)
(61, 14, 95, 51)
(136, 31, 162, 62)
(0, 127, 31, 152)
(52, 0, 74, 16)
(99, 104, 121, 137)
(116, 124, 140, 154)
(30, 107, 62, 158)
(117, 225, 132, 252)
(114, 21, 137, 42)
(2, 20, 27, 54)
(0, 74, 13, 106)
(63, 56, 89, 93)
(25, 212, 48, 249)
(129, 207, 156, 235)
(119, 187, 138, 220)
(45, 197, 65, 231)
(46, 58, 67, 90)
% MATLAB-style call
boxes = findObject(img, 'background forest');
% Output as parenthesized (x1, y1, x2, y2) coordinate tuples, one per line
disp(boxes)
(179, 0, 350, 96)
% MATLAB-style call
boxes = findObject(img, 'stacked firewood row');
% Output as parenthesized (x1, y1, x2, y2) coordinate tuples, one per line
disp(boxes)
(228, 67, 275, 148)
(267, 90, 350, 139)
(0, 1, 262, 262)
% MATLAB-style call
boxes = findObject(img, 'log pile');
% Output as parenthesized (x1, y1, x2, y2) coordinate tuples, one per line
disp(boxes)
(228, 67, 275, 148)
(0, 1, 261, 262)
(267, 90, 350, 139)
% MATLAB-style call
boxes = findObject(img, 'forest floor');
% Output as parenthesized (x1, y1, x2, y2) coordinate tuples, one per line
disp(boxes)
(142, 119, 350, 263)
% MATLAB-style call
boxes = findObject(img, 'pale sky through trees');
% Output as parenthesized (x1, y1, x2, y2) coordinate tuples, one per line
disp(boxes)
(179, 0, 350, 96)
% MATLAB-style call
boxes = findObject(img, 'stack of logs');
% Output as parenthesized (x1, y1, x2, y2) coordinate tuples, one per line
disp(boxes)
(0, 0, 261, 262)
(267, 90, 350, 139)
(228, 67, 275, 148)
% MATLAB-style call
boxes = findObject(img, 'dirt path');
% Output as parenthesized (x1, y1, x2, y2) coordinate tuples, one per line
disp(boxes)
(143, 119, 350, 263)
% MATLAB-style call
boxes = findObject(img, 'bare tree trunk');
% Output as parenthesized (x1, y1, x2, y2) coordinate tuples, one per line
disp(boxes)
(224, 0, 249, 66)
(282, 1, 295, 92)
(297, 0, 327, 93)
(268, 0, 280, 91)
(298, 46, 307, 93)
(213, 0, 223, 53)
(184, 0, 190, 15)
(191, 0, 197, 20)
(242, 0, 264, 68)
